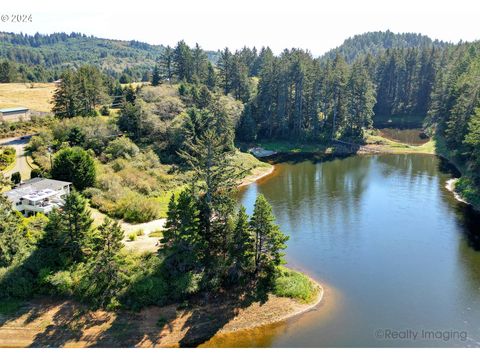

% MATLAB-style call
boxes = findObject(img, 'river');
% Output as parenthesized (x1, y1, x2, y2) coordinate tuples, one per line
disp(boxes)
(205, 154, 480, 347)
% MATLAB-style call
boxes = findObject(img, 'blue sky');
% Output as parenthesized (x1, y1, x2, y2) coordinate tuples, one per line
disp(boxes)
(2, 0, 479, 55)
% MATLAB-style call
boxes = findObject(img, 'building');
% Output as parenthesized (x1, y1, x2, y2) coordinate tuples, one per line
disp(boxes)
(0, 107, 31, 122)
(4, 178, 72, 216)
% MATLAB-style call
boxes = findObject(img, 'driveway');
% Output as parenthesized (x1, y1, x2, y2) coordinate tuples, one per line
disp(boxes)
(0, 135, 33, 181)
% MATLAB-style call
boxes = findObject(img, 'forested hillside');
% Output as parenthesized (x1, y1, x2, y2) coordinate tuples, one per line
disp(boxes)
(322, 30, 447, 63)
(0, 32, 220, 83)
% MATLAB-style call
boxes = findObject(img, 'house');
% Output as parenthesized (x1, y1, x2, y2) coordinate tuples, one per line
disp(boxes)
(4, 178, 72, 216)
(0, 107, 31, 122)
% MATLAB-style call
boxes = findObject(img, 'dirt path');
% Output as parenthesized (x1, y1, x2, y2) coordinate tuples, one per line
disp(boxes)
(0, 282, 323, 348)
(90, 207, 165, 252)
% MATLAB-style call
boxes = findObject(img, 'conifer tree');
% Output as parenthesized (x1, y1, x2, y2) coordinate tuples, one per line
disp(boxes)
(0, 195, 28, 267)
(80, 217, 125, 308)
(151, 65, 161, 86)
(249, 195, 289, 285)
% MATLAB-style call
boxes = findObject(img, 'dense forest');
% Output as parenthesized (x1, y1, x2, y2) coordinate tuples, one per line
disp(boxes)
(0, 32, 220, 82)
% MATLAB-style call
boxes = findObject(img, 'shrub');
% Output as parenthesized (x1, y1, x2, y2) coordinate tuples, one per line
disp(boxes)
(10, 172, 21, 184)
(115, 193, 160, 223)
(100, 105, 110, 116)
(30, 169, 41, 178)
(103, 137, 140, 160)
(273, 267, 318, 303)
(455, 176, 480, 206)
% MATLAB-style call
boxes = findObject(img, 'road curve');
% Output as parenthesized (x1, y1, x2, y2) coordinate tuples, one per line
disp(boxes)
(0, 135, 33, 181)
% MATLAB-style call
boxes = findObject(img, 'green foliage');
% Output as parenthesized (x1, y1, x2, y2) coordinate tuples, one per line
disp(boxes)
(0, 298, 23, 315)
(41, 191, 94, 266)
(0, 196, 28, 267)
(161, 191, 203, 278)
(273, 267, 317, 303)
(77, 218, 125, 309)
(52, 65, 108, 118)
(103, 137, 140, 160)
(115, 193, 160, 223)
(51, 146, 96, 190)
(250, 194, 289, 287)
(10, 171, 21, 184)
(456, 177, 480, 207)
(323, 30, 446, 63)
(0, 146, 16, 170)
(0, 32, 166, 82)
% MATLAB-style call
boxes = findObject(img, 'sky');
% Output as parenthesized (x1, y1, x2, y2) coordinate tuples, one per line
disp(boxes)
(1, 0, 480, 56)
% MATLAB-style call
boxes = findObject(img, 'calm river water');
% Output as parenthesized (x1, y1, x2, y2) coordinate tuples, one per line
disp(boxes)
(205, 154, 480, 347)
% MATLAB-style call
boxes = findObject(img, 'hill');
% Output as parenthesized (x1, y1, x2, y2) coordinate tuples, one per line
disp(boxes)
(0, 32, 220, 82)
(321, 30, 448, 63)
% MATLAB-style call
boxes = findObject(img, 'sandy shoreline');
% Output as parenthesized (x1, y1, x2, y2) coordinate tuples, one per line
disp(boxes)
(0, 277, 323, 348)
(239, 164, 275, 187)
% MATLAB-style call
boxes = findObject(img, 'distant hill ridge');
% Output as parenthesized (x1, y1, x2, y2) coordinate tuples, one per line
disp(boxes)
(321, 30, 449, 63)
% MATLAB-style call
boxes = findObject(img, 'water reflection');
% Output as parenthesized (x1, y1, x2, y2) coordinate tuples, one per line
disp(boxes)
(225, 154, 480, 347)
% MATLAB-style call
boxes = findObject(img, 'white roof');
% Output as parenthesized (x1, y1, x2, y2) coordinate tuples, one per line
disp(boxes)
(4, 178, 71, 203)
(22, 188, 57, 202)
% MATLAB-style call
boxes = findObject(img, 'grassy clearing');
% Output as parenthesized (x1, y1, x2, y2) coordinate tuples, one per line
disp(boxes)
(273, 267, 319, 303)
(0, 83, 55, 112)
(365, 130, 435, 154)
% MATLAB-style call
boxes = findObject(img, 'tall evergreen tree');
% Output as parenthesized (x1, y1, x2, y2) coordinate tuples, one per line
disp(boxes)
(151, 65, 161, 86)
(0, 195, 28, 267)
(249, 194, 289, 286)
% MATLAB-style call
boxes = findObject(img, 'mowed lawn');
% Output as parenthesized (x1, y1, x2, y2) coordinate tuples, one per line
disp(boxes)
(0, 83, 55, 112)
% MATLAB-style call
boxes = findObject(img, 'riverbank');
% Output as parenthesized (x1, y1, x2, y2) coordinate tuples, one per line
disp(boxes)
(0, 275, 322, 348)
(239, 162, 275, 187)
(246, 134, 435, 160)
(445, 179, 469, 205)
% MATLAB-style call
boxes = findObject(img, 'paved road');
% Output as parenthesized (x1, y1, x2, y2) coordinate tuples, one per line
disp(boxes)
(0, 135, 33, 181)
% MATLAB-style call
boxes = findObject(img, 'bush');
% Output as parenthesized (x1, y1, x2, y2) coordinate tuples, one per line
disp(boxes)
(30, 168, 43, 178)
(100, 105, 110, 116)
(0, 146, 16, 170)
(103, 137, 140, 160)
(11, 172, 21, 184)
(273, 267, 318, 303)
(455, 176, 480, 206)
(115, 193, 160, 223)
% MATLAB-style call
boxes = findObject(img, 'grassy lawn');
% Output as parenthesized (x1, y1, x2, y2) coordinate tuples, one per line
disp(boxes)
(365, 130, 435, 154)
(0, 83, 55, 112)
(273, 267, 319, 303)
